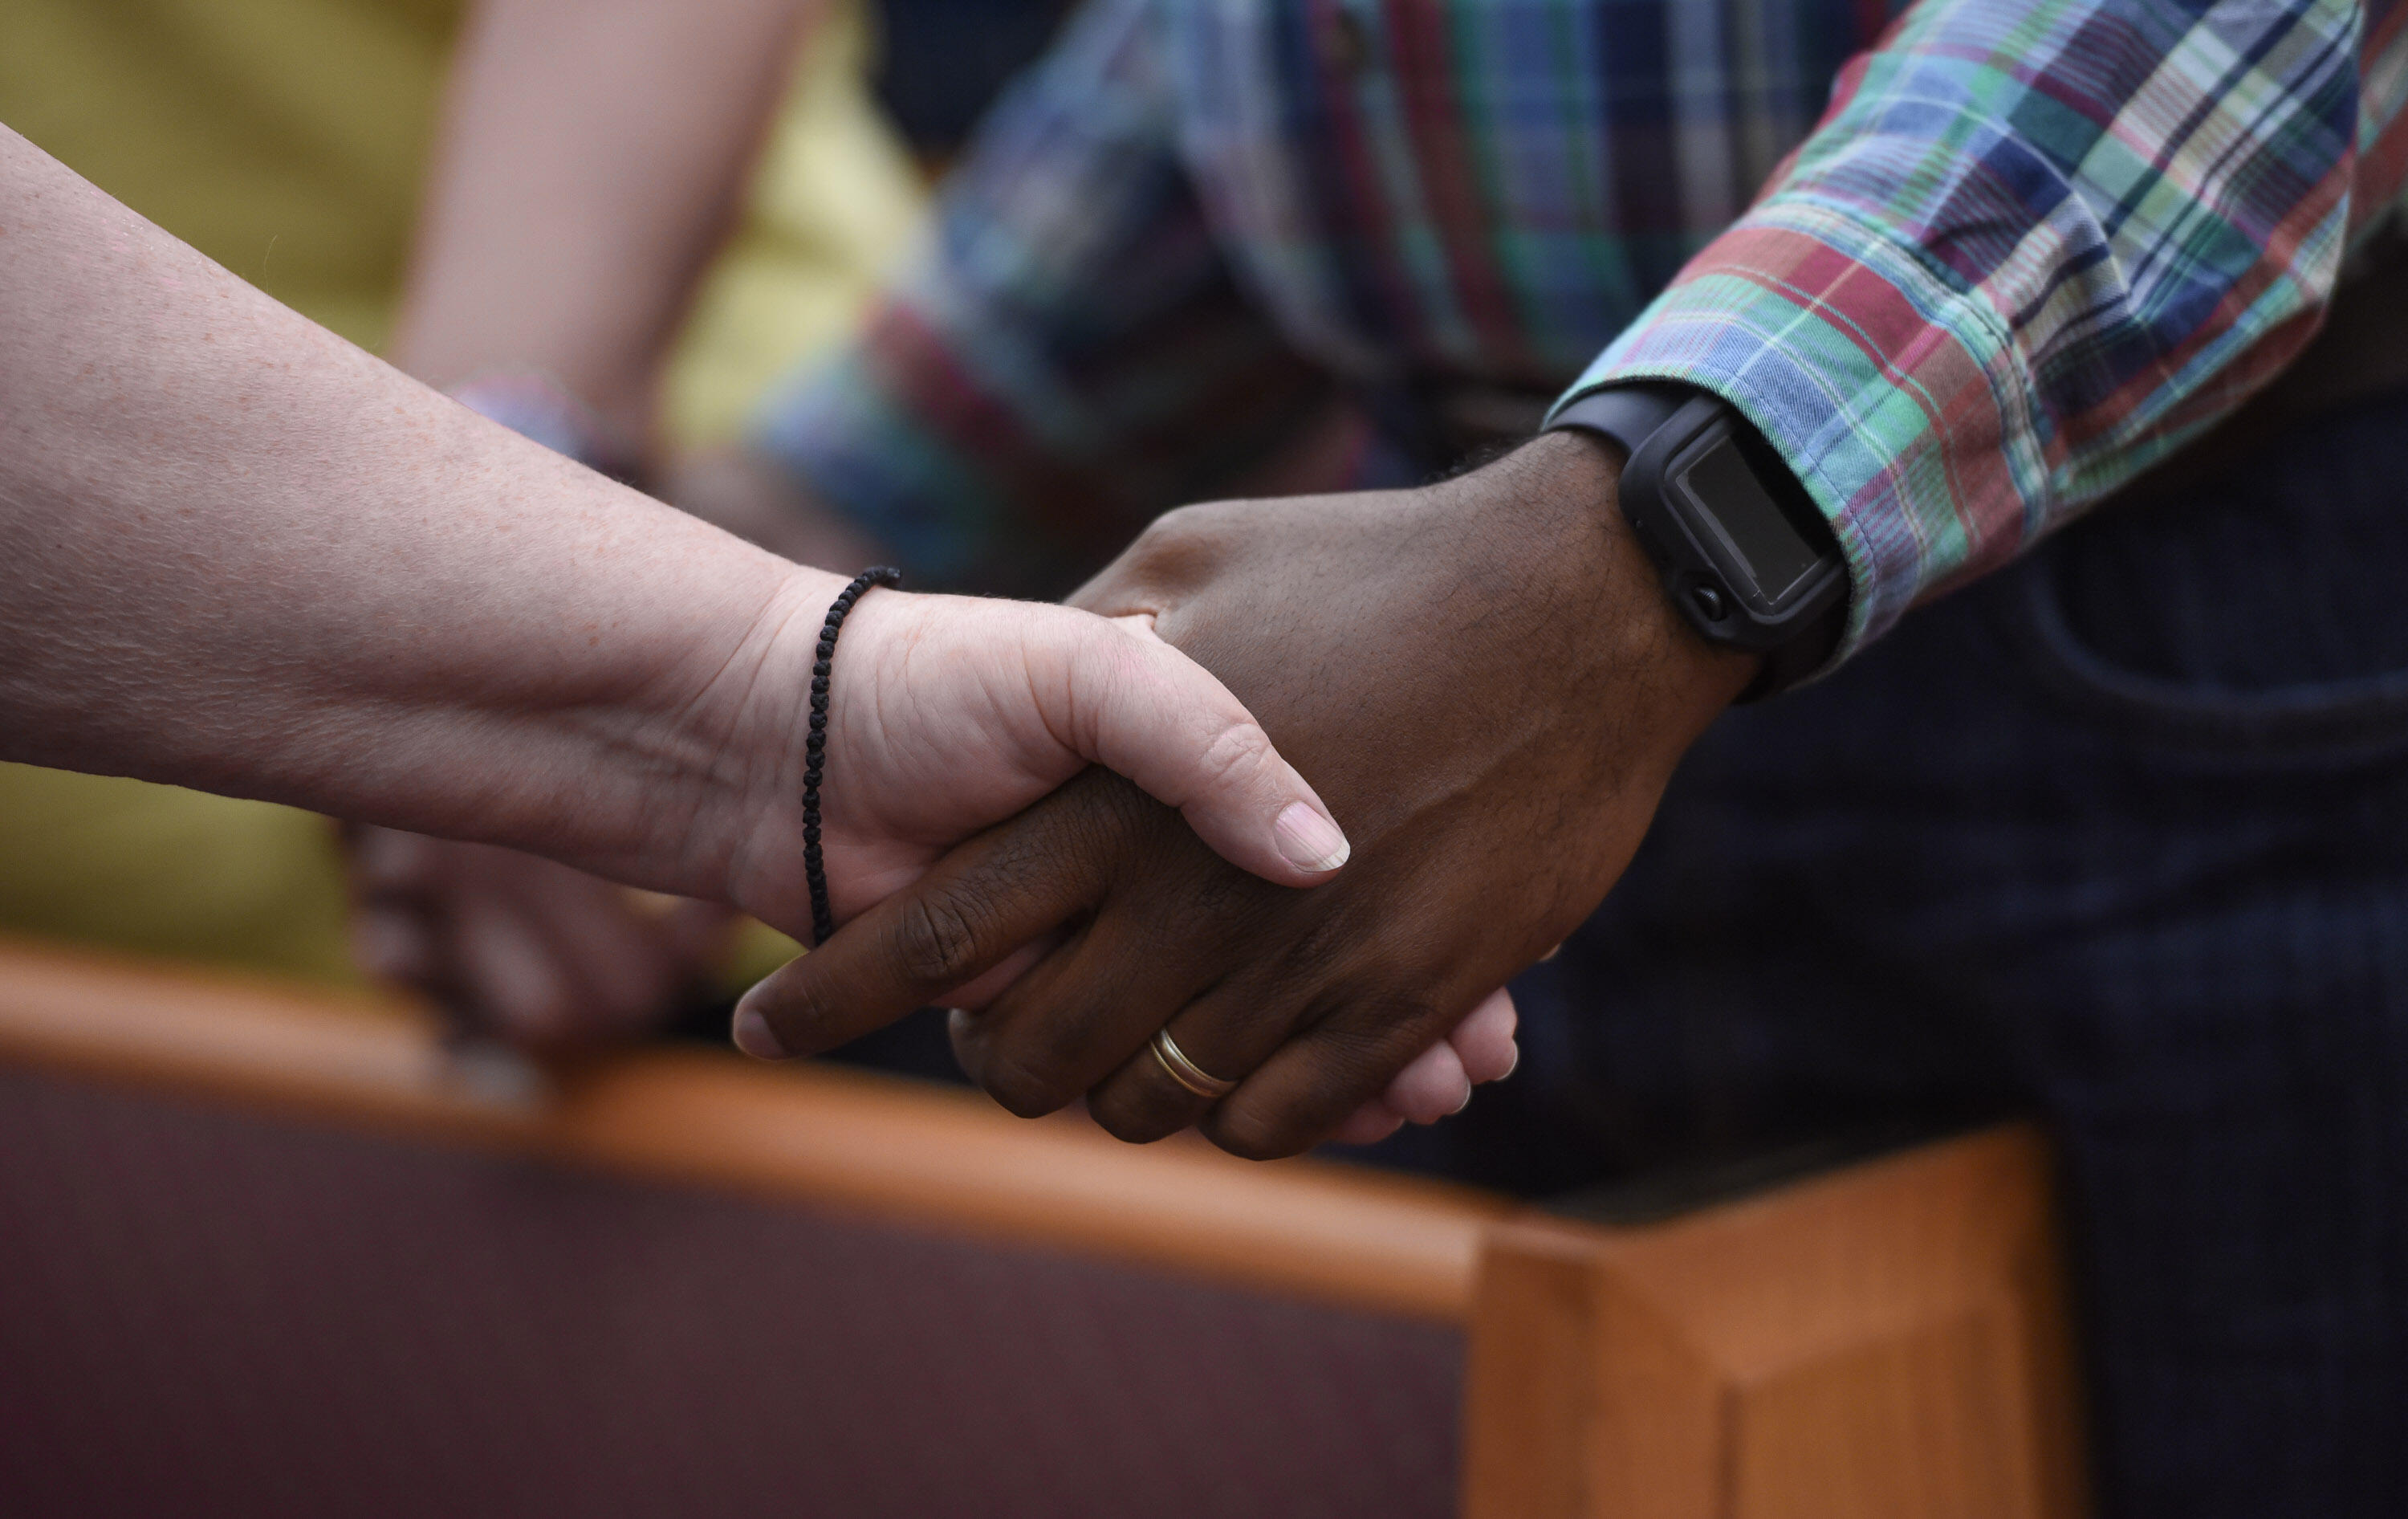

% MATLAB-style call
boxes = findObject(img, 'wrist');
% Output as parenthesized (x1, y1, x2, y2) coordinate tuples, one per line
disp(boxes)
(1512, 430, 1761, 739)
(486, 560, 846, 922)
(1551, 388, 1849, 697)
(665, 563, 858, 917)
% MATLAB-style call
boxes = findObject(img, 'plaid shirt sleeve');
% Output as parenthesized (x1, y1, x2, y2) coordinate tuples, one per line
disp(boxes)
(749, 0, 1332, 594)
(1564, 0, 2408, 662)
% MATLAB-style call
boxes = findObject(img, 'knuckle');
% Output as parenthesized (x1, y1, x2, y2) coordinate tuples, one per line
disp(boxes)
(1272, 899, 1368, 970)
(1053, 772, 1154, 851)
(1188, 721, 1273, 797)
(1372, 990, 1443, 1036)
(1138, 503, 1212, 549)
(1194, 863, 1286, 927)
(975, 1048, 1076, 1120)
(892, 889, 989, 988)
(1316, 1002, 1435, 1077)
(1125, 505, 1232, 584)
(1017, 998, 1121, 1081)
(1198, 1007, 1426, 1161)
(754, 980, 834, 1051)
(1042, 775, 1189, 890)
(1088, 1086, 1187, 1146)
(1204, 1102, 1310, 1162)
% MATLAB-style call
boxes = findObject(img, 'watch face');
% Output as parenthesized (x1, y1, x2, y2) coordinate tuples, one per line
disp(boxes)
(1675, 437, 1823, 605)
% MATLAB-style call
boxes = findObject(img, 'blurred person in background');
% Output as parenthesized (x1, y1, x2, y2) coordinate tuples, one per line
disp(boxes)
(0, 0, 925, 1013)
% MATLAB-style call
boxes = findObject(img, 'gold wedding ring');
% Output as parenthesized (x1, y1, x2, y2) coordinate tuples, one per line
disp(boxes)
(1149, 1027, 1238, 1100)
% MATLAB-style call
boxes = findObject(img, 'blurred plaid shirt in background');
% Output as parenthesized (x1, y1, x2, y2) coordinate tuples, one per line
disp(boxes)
(761, 0, 2408, 664)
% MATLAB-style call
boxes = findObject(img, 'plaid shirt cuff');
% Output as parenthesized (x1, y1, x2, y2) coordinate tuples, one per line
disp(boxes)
(1556, 198, 2049, 671)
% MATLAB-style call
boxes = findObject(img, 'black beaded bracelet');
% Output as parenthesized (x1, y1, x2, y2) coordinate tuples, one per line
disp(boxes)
(803, 567, 902, 947)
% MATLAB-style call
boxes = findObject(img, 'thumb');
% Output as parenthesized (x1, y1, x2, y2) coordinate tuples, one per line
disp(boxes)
(1051, 611, 1348, 889)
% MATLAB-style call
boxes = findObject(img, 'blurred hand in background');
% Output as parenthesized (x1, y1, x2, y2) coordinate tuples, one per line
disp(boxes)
(349, 834, 739, 1053)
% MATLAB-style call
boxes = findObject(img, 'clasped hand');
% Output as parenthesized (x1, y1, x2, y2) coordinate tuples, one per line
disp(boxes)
(741, 434, 1757, 1157)
(708, 576, 1523, 1142)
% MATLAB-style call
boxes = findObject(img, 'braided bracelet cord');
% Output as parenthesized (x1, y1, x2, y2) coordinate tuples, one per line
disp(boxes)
(803, 567, 902, 947)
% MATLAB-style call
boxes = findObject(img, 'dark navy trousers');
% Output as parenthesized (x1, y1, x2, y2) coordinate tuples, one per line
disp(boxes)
(1388, 384, 2408, 1516)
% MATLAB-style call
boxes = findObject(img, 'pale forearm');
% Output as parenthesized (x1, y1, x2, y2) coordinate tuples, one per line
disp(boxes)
(0, 128, 829, 887)
(393, 0, 823, 443)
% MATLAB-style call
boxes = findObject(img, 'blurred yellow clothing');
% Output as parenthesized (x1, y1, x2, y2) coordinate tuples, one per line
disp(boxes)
(665, 5, 928, 448)
(3, 0, 463, 353)
(0, 0, 920, 984)
(0, 768, 368, 989)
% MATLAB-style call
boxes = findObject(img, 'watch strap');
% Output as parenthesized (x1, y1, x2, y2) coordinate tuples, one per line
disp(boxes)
(1549, 382, 1847, 701)
(1741, 597, 1848, 701)
(1548, 383, 1692, 462)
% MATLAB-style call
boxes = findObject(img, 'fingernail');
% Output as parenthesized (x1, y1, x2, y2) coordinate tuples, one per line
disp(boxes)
(1501, 1045, 1520, 1081)
(1274, 801, 1350, 874)
(731, 1005, 787, 1061)
(1451, 1085, 1474, 1115)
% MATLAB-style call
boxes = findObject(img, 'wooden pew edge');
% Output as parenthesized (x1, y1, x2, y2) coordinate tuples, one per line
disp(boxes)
(0, 937, 1508, 1322)
(1460, 1122, 2089, 1519)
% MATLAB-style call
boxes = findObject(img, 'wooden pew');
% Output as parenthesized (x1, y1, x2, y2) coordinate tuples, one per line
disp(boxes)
(1465, 1139, 2089, 1519)
(0, 937, 2085, 1517)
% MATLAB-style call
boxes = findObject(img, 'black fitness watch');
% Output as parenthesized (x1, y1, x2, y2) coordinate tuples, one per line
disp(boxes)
(1548, 384, 1849, 699)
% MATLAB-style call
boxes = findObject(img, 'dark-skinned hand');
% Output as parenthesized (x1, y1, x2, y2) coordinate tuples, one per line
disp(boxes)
(737, 432, 1759, 1157)
(682, 441, 1521, 1137)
